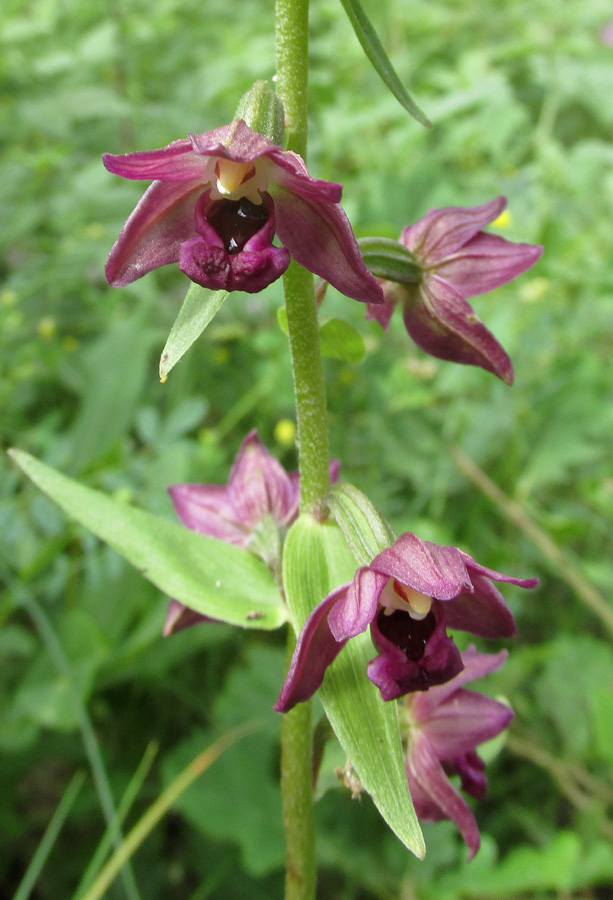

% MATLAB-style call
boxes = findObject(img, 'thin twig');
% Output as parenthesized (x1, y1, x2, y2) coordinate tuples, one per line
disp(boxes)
(451, 445, 613, 636)
(13, 771, 86, 900)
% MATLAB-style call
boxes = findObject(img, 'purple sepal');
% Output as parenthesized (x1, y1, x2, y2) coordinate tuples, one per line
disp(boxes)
(404, 646, 513, 859)
(403, 277, 515, 384)
(407, 731, 482, 859)
(163, 598, 216, 635)
(273, 588, 348, 713)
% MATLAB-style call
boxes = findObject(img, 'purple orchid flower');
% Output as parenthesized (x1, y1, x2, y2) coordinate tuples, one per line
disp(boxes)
(404, 645, 513, 858)
(164, 430, 340, 634)
(274, 532, 537, 711)
(103, 119, 383, 302)
(366, 197, 543, 383)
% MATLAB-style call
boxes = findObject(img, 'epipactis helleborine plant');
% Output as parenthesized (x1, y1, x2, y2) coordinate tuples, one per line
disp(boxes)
(366, 196, 543, 383)
(164, 430, 339, 635)
(403, 645, 513, 858)
(104, 119, 383, 302)
(275, 532, 537, 711)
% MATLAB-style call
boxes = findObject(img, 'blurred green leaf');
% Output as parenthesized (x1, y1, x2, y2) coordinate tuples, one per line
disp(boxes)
(319, 318, 366, 362)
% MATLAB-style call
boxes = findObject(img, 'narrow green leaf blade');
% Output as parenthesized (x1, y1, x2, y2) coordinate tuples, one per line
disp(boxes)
(339, 0, 431, 128)
(283, 515, 424, 857)
(9, 450, 287, 630)
(159, 284, 228, 381)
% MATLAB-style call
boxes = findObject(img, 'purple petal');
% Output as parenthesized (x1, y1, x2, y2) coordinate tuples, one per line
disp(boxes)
(435, 232, 543, 297)
(407, 732, 481, 859)
(271, 186, 384, 305)
(167, 483, 248, 545)
(401, 197, 506, 264)
(445, 574, 517, 638)
(365, 291, 397, 330)
(371, 533, 473, 600)
(179, 234, 289, 293)
(189, 120, 280, 163)
(163, 599, 215, 635)
(227, 430, 296, 528)
(403, 276, 515, 384)
(269, 155, 343, 204)
(460, 552, 540, 590)
(274, 589, 347, 712)
(418, 689, 513, 758)
(103, 140, 207, 181)
(445, 751, 488, 801)
(106, 179, 203, 286)
(414, 646, 508, 717)
(327, 568, 387, 640)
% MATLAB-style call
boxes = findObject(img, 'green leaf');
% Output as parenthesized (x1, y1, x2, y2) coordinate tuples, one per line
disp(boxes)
(282, 515, 424, 858)
(338, 0, 431, 128)
(327, 481, 395, 565)
(277, 308, 366, 363)
(159, 284, 228, 381)
(9, 450, 287, 631)
(319, 318, 366, 363)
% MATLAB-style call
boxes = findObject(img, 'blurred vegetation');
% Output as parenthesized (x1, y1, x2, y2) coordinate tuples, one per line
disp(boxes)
(2, 0, 613, 897)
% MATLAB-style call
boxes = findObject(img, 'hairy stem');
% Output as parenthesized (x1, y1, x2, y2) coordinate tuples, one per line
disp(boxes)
(276, 0, 325, 897)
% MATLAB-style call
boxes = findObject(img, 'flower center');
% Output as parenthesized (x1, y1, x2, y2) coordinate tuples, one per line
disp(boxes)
(214, 159, 257, 196)
(380, 579, 433, 620)
(207, 197, 270, 254)
(376, 608, 437, 661)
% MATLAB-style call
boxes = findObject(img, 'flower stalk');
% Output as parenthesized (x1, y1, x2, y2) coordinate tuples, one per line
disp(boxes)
(276, 0, 323, 896)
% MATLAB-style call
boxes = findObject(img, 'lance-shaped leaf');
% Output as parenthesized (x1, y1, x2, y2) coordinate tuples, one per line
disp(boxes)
(9, 449, 287, 630)
(339, 0, 431, 128)
(282, 514, 424, 858)
(160, 284, 228, 380)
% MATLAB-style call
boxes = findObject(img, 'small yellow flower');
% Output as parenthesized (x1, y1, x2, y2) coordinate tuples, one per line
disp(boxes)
(1, 289, 17, 306)
(62, 335, 79, 352)
(274, 418, 296, 448)
(491, 209, 512, 229)
(37, 317, 57, 339)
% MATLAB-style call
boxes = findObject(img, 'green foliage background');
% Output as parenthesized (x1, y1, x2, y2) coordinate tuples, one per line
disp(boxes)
(2, 0, 613, 897)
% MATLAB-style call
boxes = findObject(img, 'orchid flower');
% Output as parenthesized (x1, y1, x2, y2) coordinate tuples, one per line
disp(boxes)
(164, 430, 339, 634)
(275, 532, 537, 710)
(366, 197, 542, 383)
(404, 645, 513, 858)
(104, 119, 383, 302)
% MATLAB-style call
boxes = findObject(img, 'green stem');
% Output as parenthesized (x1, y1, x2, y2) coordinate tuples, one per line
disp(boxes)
(276, 0, 325, 898)
(276, 0, 330, 515)
(280, 631, 317, 900)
